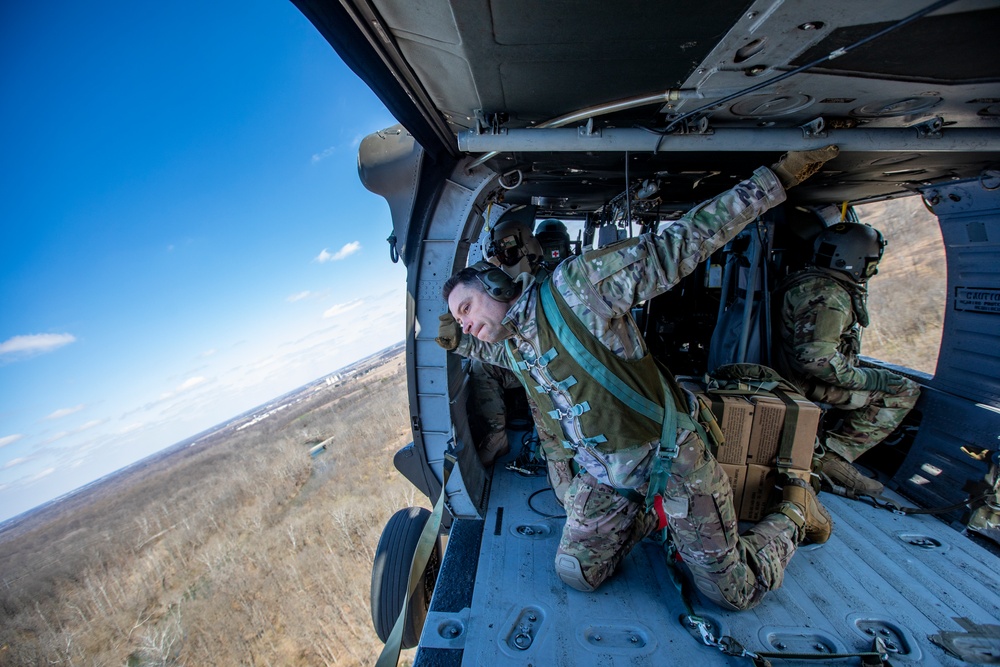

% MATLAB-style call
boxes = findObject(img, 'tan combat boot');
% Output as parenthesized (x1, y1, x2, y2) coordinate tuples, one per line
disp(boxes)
(777, 477, 833, 544)
(818, 451, 884, 498)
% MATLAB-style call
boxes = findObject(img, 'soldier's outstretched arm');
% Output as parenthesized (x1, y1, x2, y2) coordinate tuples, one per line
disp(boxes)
(647, 166, 787, 296)
(562, 167, 785, 315)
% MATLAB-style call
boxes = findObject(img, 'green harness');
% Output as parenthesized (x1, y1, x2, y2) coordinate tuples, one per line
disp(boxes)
(505, 277, 704, 513)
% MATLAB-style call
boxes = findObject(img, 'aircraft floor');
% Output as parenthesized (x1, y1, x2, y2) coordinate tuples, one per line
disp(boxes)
(418, 446, 1000, 666)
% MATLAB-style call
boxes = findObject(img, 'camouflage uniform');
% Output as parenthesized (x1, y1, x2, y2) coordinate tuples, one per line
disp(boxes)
(468, 360, 572, 499)
(458, 167, 803, 610)
(774, 269, 920, 463)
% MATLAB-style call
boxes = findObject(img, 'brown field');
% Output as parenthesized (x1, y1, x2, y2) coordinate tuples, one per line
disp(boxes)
(0, 197, 945, 667)
(0, 350, 420, 667)
(855, 196, 946, 375)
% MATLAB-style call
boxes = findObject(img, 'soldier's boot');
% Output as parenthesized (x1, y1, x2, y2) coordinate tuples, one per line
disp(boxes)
(967, 505, 1000, 546)
(817, 451, 884, 499)
(775, 477, 833, 545)
(477, 430, 510, 467)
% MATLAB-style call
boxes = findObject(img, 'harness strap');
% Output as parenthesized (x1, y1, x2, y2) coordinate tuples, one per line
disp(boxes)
(667, 553, 892, 666)
(375, 446, 457, 667)
(540, 280, 665, 425)
(770, 388, 800, 472)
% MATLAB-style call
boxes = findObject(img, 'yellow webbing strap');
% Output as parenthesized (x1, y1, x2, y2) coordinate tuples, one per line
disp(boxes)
(376, 449, 457, 667)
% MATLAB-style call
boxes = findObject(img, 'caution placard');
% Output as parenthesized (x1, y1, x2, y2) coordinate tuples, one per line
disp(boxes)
(954, 287, 1000, 314)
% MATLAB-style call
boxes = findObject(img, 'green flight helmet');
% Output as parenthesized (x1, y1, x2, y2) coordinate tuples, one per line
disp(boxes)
(812, 222, 887, 282)
(534, 219, 571, 268)
(487, 218, 542, 268)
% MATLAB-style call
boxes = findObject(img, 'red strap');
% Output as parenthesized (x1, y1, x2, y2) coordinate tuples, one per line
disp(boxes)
(653, 494, 668, 531)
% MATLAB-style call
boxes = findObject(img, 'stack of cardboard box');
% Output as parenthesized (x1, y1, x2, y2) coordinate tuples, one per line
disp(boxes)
(685, 382, 820, 521)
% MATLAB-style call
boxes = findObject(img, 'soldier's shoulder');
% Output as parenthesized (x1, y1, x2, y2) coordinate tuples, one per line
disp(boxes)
(783, 271, 852, 308)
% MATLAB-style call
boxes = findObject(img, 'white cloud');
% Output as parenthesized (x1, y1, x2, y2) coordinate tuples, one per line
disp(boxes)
(287, 291, 312, 303)
(45, 404, 85, 420)
(0, 333, 76, 358)
(40, 431, 70, 446)
(332, 242, 361, 260)
(315, 242, 361, 263)
(157, 376, 209, 402)
(179, 376, 207, 391)
(323, 300, 364, 319)
(200, 348, 217, 358)
(3, 457, 27, 470)
(29, 467, 56, 482)
(311, 146, 336, 163)
(0, 434, 23, 448)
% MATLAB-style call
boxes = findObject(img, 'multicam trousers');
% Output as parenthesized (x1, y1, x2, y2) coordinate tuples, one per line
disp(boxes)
(557, 429, 800, 610)
(807, 377, 921, 463)
(469, 360, 571, 498)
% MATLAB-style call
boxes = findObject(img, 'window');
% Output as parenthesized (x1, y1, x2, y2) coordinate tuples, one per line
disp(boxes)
(854, 196, 946, 375)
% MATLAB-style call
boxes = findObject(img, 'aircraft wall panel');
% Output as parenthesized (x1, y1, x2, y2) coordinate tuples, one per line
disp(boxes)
(424, 179, 475, 242)
(417, 394, 454, 433)
(893, 385, 1000, 518)
(413, 363, 448, 398)
(924, 179, 1000, 406)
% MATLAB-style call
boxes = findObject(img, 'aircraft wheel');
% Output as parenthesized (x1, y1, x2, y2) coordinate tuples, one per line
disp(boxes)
(370, 506, 441, 648)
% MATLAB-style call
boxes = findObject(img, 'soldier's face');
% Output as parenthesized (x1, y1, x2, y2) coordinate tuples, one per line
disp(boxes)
(447, 283, 512, 344)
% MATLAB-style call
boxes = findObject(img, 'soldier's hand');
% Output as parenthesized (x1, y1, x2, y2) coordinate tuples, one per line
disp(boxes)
(861, 367, 904, 393)
(435, 312, 462, 351)
(772, 145, 839, 189)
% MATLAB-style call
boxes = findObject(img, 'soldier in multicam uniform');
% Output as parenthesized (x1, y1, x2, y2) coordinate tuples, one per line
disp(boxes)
(774, 222, 921, 499)
(461, 218, 576, 502)
(436, 146, 839, 611)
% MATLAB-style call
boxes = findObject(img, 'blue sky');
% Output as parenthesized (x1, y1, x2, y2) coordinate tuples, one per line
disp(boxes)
(0, 0, 407, 522)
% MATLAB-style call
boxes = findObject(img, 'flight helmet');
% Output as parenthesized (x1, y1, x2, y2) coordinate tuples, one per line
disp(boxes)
(812, 222, 886, 282)
(487, 218, 542, 269)
(534, 219, 572, 268)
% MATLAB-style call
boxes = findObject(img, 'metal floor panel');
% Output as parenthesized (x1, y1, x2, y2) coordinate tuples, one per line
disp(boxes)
(420, 450, 1000, 666)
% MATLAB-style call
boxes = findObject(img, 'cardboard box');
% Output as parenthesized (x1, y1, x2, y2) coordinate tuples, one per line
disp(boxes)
(702, 394, 754, 464)
(746, 393, 821, 470)
(720, 463, 747, 518)
(740, 464, 779, 521)
(740, 464, 812, 521)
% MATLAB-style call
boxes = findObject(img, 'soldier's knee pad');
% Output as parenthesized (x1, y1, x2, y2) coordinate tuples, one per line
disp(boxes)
(554, 554, 595, 592)
(686, 566, 759, 611)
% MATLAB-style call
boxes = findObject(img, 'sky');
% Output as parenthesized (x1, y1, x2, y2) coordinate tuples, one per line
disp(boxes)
(0, 0, 407, 522)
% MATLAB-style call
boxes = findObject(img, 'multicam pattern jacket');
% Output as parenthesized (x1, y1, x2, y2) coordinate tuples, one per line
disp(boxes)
(457, 167, 786, 487)
(774, 268, 872, 392)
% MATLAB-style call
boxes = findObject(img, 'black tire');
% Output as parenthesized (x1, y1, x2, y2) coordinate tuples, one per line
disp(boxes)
(370, 506, 442, 649)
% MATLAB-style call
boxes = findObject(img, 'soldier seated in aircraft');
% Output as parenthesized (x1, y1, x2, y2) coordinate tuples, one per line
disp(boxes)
(437, 147, 841, 610)
(773, 223, 921, 499)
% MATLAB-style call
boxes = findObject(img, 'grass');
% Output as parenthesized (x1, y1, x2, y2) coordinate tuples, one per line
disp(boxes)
(855, 196, 946, 374)
(0, 352, 419, 667)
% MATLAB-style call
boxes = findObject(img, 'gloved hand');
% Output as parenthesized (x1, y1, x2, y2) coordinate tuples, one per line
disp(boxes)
(860, 367, 904, 393)
(772, 145, 839, 189)
(435, 312, 462, 351)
